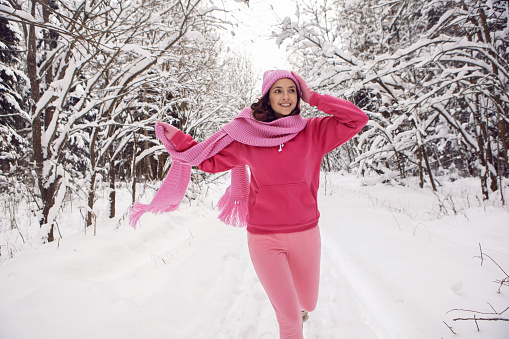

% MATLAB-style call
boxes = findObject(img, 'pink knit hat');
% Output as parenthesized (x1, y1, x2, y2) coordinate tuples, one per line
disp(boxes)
(261, 70, 302, 98)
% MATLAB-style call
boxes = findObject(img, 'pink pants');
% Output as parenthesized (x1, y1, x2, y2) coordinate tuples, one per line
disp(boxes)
(248, 227, 321, 339)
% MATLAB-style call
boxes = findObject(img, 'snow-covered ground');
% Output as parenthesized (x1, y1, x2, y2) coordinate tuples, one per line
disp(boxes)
(1, 173, 508, 339)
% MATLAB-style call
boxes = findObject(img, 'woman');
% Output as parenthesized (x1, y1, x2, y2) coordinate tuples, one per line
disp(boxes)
(130, 70, 368, 338)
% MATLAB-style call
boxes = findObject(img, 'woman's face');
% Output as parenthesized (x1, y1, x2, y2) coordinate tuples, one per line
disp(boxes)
(268, 78, 298, 117)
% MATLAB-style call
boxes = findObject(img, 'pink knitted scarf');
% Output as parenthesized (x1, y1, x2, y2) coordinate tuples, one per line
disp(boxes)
(129, 107, 307, 228)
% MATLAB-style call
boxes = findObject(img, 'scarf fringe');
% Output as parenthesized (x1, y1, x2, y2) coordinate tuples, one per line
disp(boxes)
(217, 188, 248, 228)
(129, 201, 180, 229)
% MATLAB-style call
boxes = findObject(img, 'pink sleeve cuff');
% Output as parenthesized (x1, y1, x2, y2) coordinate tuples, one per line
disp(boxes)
(309, 92, 321, 107)
(170, 130, 187, 145)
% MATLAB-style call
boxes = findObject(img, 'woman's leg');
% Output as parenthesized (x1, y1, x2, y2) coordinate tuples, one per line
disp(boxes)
(247, 227, 321, 339)
(248, 232, 303, 339)
(287, 227, 321, 313)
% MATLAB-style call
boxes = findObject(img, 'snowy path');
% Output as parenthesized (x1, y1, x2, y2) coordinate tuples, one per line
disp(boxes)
(316, 180, 509, 339)
(1, 175, 508, 338)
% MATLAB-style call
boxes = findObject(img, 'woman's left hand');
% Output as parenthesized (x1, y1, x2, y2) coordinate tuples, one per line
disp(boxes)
(291, 72, 315, 104)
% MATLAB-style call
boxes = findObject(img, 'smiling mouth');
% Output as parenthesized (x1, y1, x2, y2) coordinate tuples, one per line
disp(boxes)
(279, 103, 292, 107)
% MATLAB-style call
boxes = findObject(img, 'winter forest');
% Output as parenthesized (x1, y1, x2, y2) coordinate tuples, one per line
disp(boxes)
(1, 0, 509, 338)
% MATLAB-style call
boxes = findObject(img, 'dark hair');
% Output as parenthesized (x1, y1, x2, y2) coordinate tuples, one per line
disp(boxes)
(251, 92, 301, 122)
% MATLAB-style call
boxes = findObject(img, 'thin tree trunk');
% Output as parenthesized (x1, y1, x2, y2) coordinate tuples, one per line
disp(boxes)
(396, 151, 405, 179)
(477, 132, 490, 201)
(422, 145, 437, 192)
(109, 146, 116, 219)
(417, 145, 424, 188)
(325, 153, 331, 172)
(479, 119, 498, 192)
(142, 111, 153, 181)
(28, 0, 41, 192)
(478, 6, 502, 192)
(86, 128, 99, 227)
(496, 99, 509, 173)
(157, 154, 165, 180)
(28, 0, 55, 242)
(132, 133, 138, 205)
(87, 172, 96, 227)
(497, 138, 505, 205)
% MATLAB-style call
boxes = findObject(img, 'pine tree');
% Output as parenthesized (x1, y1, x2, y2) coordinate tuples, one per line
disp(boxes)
(0, 0, 29, 177)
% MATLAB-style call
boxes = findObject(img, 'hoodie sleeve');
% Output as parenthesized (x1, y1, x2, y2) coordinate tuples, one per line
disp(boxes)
(308, 93, 369, 154)
(170, 131, 244, 174)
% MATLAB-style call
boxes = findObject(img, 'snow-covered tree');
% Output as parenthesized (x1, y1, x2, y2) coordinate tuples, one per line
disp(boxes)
(0, 0, 245, 241)
(0, 0, 29, 180)
(275, 0, 508, 201)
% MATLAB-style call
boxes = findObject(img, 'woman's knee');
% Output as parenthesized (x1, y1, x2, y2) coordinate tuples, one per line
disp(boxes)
(299, 288, 319, 312)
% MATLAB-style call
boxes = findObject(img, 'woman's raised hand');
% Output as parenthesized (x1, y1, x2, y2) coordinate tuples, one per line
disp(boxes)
(291, 72, 315, 104)
(156, 121, 179, 141)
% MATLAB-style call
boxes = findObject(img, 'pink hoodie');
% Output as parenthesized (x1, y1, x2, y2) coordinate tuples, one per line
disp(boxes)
(171, 93, 368, 234)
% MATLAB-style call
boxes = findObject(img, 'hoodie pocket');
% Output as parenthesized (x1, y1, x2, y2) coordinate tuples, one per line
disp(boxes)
(250, 181, 318, 226)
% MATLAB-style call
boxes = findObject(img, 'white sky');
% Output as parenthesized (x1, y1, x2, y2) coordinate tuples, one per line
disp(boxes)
(217, 0, 299, 78)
